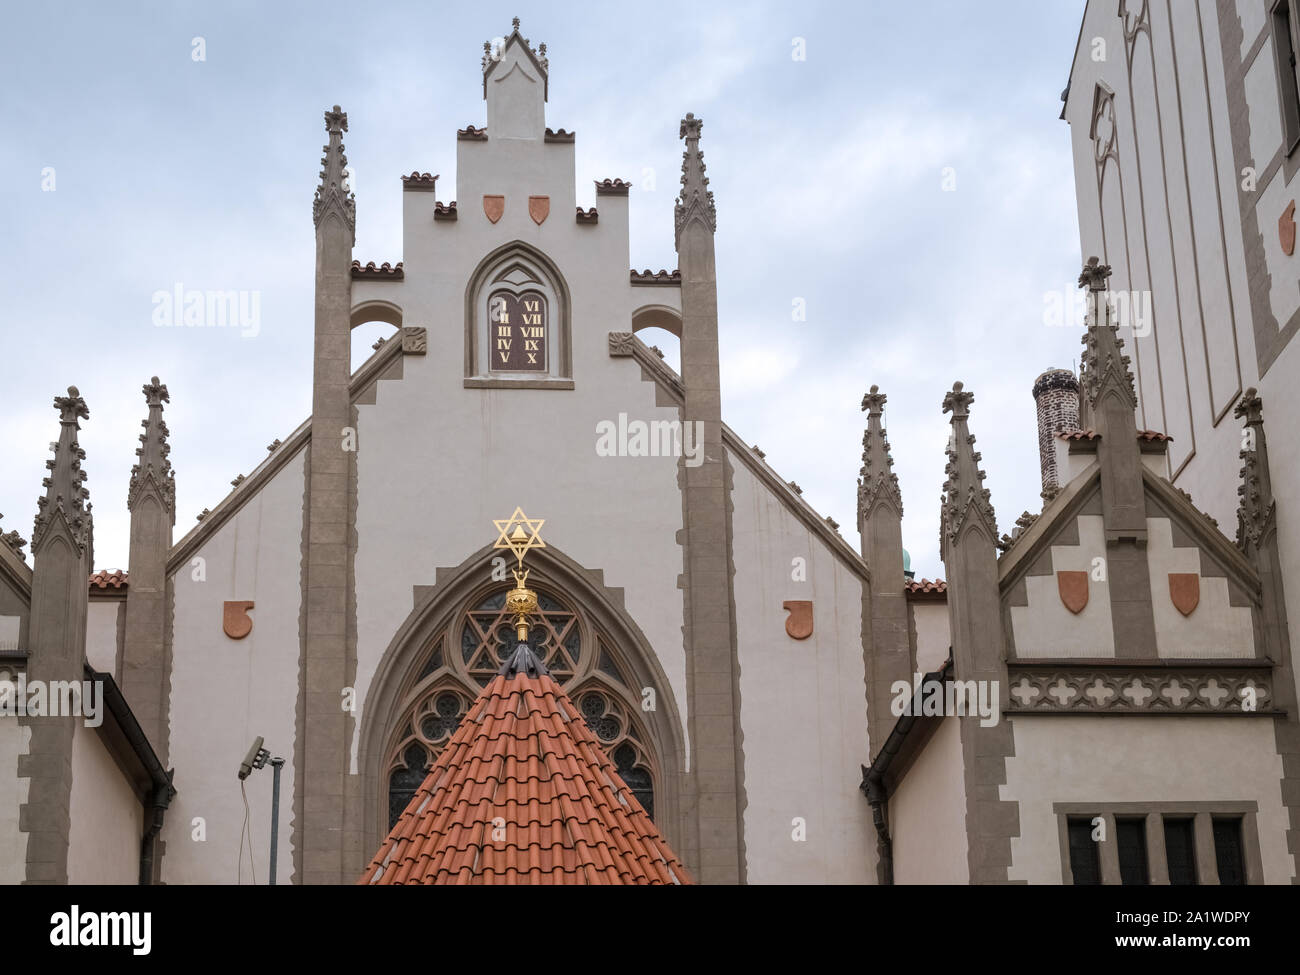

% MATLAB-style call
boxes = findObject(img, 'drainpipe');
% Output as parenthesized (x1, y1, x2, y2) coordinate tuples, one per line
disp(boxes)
(862, 770, 894, 885)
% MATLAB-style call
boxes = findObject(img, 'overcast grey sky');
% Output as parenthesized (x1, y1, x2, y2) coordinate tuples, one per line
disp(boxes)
(0, 0, 1087, 579)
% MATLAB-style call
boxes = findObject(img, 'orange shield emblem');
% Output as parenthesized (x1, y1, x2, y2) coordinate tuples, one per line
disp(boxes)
(528, 195, 550, 225)
(223, 600, 255, 640)
(1057, 571, 1088, 615)
(1169, 574, 1199, 616)
(783, 600, 813, 640)
(482, 194, 504, 224)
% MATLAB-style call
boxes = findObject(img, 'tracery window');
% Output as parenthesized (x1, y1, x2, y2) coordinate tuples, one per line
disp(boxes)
(385, 586, 657, 829)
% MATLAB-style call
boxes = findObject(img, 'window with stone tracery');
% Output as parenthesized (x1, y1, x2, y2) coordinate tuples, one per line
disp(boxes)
(384, 586, 657, 828)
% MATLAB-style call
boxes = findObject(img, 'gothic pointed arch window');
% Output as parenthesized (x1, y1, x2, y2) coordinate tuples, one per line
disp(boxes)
(383, 585, 658, 829)
(464, 242, 572, 387)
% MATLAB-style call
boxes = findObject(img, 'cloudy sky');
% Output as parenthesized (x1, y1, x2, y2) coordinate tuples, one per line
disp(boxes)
(0, 0, 1087, 580)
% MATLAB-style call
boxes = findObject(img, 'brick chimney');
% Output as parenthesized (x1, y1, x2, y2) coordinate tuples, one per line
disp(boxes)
(1031, 367, 1080, 493)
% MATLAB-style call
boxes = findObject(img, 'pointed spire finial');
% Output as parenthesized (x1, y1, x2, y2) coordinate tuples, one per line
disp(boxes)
(32, 386, 92, 557)
(0, 514, 26, 560)
(858, 385, 902, 520)
(1234, 388, 1273, 555)
(313, 104, 356, 240)
(1077, 257, 1137, 413)
(940, 381, 997, 549)
(675, 112, 717, 249)
(129, 375, 176, 517)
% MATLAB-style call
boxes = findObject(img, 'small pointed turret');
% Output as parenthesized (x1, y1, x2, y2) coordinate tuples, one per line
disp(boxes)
(481, 18, 548, 138)
(936, 380, 1017, 883)
(1077, 257, 1145, 541)
(674, 113, 717, 249)
(31, 386, 92, 560)
(858, 385, 902, 521)
(940, 381, 997, 555)
(128, 376, 175, 518)
(122, 376, 178, 768)
(857, 385, 910, 762)
(1235, 388, 1273, 558)
(303, 103, 359, 882)
(673, 108, 741, 883)
(24, 386, 94, 884)
(312, 105, 355, 240)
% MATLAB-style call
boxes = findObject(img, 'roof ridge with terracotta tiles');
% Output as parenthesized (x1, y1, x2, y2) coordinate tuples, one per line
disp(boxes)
(359, 662, 692, 885)
(89, 568, 129, 590)
(905, 577, 946, 595)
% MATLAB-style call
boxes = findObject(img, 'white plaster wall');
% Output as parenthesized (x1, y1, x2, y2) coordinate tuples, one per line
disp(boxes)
(912, 600, 950, 675)
(1146, 516, 1254, 657)
(1245, 36, 1283, 174)
(729, 458, 873, 884)
(162, 449, 304, 883)
(0, 719, 30, 883)
(67, 723, 142, 884)
(1012, 514, 1114, 657)
(889, 717, 968, 884)
(349, 80, 684, 790)
(1004, 714, 1292, 884)
(86, 599, 120, 674)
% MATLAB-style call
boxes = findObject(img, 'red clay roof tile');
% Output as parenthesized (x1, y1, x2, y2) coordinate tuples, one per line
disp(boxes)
(360, 667, 692, 885)
(89, 569, 128, 591)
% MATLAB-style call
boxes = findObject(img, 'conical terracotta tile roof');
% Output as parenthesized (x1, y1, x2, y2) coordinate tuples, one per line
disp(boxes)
(359, 647, 692, 885)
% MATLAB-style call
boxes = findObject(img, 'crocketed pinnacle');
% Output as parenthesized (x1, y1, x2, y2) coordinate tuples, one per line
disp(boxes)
(674, 112, 716, 249)
(128, 376, 175, 517)
(313, 105, 356, 239)
(940, 381, 997, 552)
(32, 386, 92, 558)
(858, 385, 902, 520)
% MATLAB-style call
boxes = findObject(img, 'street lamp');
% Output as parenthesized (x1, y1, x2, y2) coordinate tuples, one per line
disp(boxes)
(237, 736, 286, 885)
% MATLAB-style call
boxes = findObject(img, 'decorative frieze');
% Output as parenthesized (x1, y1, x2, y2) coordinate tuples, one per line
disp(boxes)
(1006, 664, 1274, 715)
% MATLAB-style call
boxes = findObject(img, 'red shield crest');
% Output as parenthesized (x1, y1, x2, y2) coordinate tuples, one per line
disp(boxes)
(1057, 571, 1089, 615)
(223, 600, 255, 640)
(1281, 200, 1296, 256)
(528, 195, 550, 225)
(482, 195, 505, 224)
(783, 600, 813, 640)
(1169, 574, 1200, 616)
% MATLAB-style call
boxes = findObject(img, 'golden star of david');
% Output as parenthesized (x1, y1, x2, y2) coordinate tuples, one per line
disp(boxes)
(492, 507, 545, 566)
